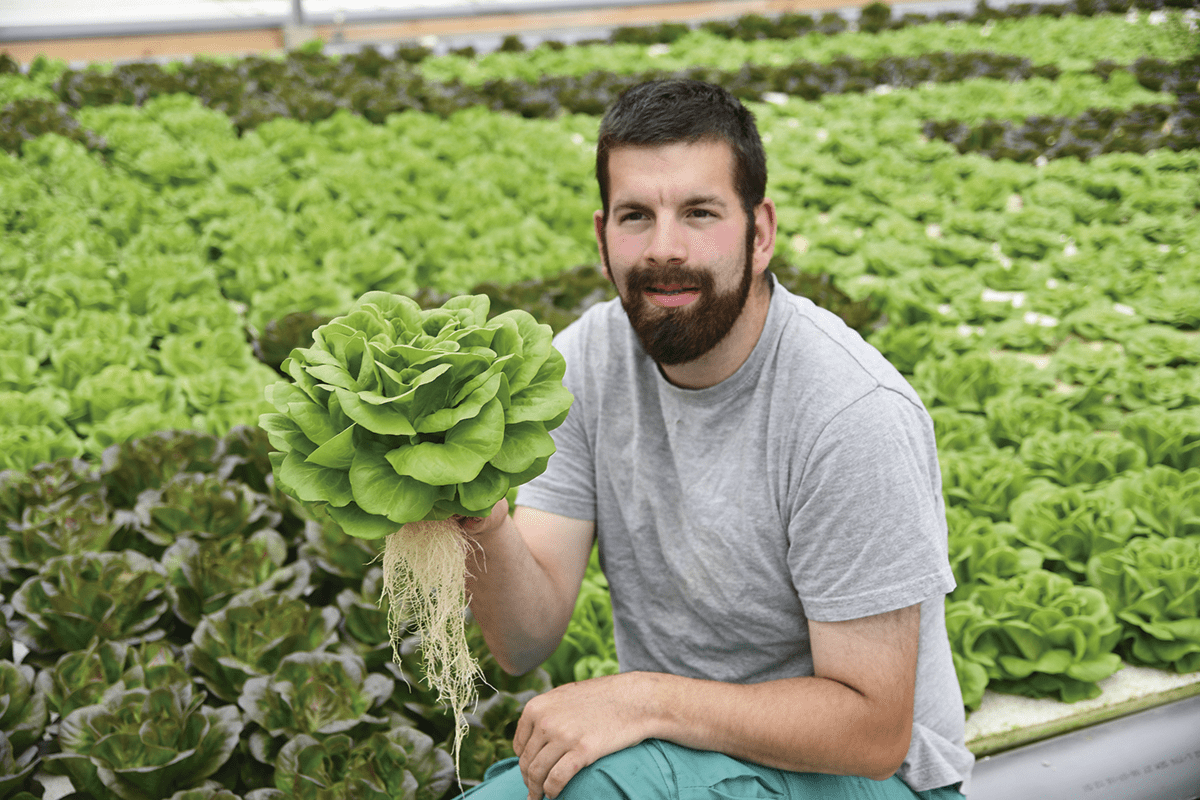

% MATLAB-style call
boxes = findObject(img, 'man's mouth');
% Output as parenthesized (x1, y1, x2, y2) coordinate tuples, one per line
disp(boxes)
(645, 284, 701, 308)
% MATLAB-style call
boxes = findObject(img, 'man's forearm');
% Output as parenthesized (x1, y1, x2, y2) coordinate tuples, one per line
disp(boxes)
(512, 604, 920, 798)
(632, 670, 913, 781)
(464, 513, 575, 675)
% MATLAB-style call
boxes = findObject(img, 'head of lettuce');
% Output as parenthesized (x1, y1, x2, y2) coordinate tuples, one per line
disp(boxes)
(258, 291, 573, 776)
(259, 291, 573, 536)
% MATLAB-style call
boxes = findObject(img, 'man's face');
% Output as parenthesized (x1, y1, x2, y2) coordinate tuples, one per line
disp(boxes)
(596, 140, 758, 366)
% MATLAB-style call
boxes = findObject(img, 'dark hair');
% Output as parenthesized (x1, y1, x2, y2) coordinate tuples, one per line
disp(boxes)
(596, 79, 767, 221)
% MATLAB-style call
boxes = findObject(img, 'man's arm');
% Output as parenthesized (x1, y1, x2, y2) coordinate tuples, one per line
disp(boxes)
(513, 603, 920, 800)
(461, 501, 595, 676)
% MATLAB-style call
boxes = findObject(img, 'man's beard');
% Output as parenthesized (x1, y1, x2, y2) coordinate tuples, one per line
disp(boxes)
(602, 225, 755, 366)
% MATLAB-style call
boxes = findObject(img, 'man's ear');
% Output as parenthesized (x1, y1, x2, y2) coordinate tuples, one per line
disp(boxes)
(594, 209, 611, 281)
(752, 198, 778, 277)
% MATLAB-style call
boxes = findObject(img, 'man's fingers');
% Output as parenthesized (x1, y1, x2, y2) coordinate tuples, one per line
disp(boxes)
(541, 749, 593, 799)
(513, 704, 535, 757)
(522, 738, 590, 800)
(519, 736, 555, 800)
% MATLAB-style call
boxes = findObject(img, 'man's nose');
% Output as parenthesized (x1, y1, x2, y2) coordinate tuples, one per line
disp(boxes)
(645, 218, 687, 265)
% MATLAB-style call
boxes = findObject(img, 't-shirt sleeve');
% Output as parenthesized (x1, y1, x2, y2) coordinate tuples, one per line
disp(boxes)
(787, 386, 955, 622)
(512, 322, 597, 522)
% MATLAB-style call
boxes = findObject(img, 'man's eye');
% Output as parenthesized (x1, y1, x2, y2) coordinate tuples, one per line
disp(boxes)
(690, 209, 714, 218)
(620, 212, 646, 223)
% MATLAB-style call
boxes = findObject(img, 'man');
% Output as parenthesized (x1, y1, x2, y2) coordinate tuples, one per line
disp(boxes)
(456, 78, 974, 800)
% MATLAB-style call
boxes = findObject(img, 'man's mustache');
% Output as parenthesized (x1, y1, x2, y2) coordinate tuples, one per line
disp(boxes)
(624, 265, 715, 296)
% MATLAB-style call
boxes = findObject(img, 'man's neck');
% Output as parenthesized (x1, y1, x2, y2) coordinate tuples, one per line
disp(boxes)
(657, 276, 773, 390)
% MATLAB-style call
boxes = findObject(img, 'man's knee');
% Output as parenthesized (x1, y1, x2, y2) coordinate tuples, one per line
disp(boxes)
(557, 741, 673, 800)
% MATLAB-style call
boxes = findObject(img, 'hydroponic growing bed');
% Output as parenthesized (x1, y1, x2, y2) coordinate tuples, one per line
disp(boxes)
(1, 3, 1198, 798)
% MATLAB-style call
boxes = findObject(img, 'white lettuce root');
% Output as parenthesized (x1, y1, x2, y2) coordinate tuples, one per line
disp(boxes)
(381, 519, 482, 778)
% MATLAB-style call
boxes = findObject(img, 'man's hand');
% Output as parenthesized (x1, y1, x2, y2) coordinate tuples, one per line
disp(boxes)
(513, 672, 655, 800)
(455, 497, 510, 540)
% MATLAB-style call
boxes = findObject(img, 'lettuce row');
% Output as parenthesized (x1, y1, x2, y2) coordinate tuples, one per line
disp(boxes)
(925, 87, 1200, 164)
(443, 0, 1180, 55)
(8, 50, 1058, 141)
(261, 293, 572, 539)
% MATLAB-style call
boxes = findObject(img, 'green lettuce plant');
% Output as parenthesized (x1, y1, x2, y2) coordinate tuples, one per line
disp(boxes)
(957, 569, 1123, 703)
(1109, 465, 1200, 538)
(911, 350, 1053, 413)
(1048, 338, 1127, 388)
(247, 726, 454, 800)
(133, 472, 282, 549)
(0, 661, 46, 754)
(35, 640, 193, 720)
(0, 386, 81, 473)
(0, 454, 98, 522)
(335, 568, 392, 670)
(944, 598, 991, 712)
(946, 516, 1043, 599)
(1063, 302, 1148, 342)
(34, 639, 127, 719)
(259, 291, 573, 770)
(81, 405, 197, 459)
(166, 785, 241, 800)
(1114, 363, 1200, 413)
(186, 592, 340, 704)
(983, 395, 1090, 450)
(68, 365, 181, 432)
(1009, 483, 1139, 577)
(939, 447, 1029, 521)
(1019, 429, 1148, 486)
(1119, 406, 1200, 471)
(11, 551, 170, 654)
(0, 492, 139, 577)
(0, 426, 85, 473)
(160, 529, 292, 627)
(297, 508, 380, 592)
(0, 731, 39, 800)
(1119, 324, 1200, 368)
(48, 682, 243, 800)
(238, 651, 392, 760)
(98, 431, 226, 509)
(259, 292, 572, 533)
(927, 407, 991, 452)
(1087, 537, 1200, 674)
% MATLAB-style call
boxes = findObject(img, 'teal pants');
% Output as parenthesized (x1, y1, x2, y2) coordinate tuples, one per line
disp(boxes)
(455, 739, 964, 800)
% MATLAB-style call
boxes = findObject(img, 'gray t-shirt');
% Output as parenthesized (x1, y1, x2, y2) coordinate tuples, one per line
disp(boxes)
(517, 276, 975, 793)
